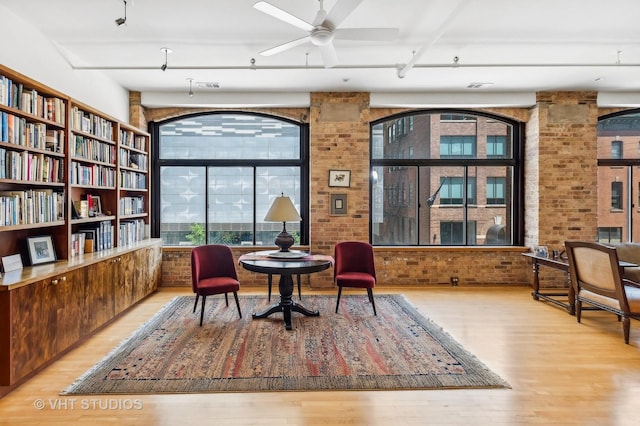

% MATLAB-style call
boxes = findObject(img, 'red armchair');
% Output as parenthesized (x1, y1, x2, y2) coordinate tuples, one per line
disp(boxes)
(334, 241, 377, 315)
(191, 244, 242, 326)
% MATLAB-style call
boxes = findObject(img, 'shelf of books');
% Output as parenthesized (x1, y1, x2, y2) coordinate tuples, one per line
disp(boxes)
(0, 64, 153, 272)
(0, 65, 69, 261)
(117, 123, 150, 247)
(68, 101, 119, 259)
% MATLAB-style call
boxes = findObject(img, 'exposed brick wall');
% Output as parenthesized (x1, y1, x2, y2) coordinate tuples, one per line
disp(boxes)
(141, 91, 625, 290)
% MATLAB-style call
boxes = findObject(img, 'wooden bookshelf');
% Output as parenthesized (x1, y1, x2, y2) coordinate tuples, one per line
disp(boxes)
(0, 64, 152, 266)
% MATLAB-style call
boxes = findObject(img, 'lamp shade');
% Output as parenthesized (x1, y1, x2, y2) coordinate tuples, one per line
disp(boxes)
(264, 195, 301, 222)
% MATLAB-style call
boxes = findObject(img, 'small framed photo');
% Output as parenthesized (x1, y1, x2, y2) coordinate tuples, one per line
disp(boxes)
(330, 193, 348, 216)
(90, 195, 102, 216)
(1, 253, 23, 272)
(26, 235, 57, 266)
(329, 170, 351, 187)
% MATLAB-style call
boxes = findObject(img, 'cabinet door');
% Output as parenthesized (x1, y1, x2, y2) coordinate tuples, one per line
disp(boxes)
(82, 259, 116, 335)
(132, 244, 161, 303)
(9, 279, 57, 383)
(113, 252, 135, 314)
(52, 269, 83, 353)
(8, 270, 82, 383)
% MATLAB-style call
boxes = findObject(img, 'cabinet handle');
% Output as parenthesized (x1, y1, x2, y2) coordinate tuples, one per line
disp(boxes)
(112, 257, 121, 263)
(51, 276, 66, 285)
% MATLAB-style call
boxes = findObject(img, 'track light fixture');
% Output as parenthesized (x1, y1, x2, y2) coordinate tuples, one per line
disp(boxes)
(160, 47, 171, 71)
(115, 0, 127, 27)
(187, 78, 194, 97)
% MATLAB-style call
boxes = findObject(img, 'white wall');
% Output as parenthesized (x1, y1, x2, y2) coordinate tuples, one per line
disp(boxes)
(0, 4, 130, 122)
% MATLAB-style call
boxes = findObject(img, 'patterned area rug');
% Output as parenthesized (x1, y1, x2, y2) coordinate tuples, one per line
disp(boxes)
(61, 294, 509, 394)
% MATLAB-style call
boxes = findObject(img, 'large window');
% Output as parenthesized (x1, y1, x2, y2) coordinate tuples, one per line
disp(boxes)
(597, 110, 640, 243)
(151, 113, 308, 246)
(370, 110, 523, 246)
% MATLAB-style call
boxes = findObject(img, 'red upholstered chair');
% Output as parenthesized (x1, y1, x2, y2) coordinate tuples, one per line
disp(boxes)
(334, 241, 377, 315)
(191, 245, 242, 326)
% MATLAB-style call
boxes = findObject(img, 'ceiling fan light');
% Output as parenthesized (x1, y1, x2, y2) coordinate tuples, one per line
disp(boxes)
(310, 27, 334, 46)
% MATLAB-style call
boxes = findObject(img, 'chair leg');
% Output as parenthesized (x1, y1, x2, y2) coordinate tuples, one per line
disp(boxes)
(335, 287, 343, 313)
(297, 274, 302, 300)
(233, 292, 242, 318)
(268, 274, 273, 301)
(199, 295, 207, 326)
(367, 288, 377, 316)
(193, 294, 199, 313)
(576, 300, 582, 323)
(224, 292, 229, 306)
(623, 316, 630, 344)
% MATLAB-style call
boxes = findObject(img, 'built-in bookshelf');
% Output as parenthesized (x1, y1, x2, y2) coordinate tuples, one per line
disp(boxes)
(0, 64, 151, 264)
(0, 67, 68, 260)
(117, 124, 150, 246)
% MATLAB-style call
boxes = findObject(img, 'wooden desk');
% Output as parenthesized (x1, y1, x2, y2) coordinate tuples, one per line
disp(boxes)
(523, 252, 637, 315)
(522, 253, 574, 314)
(239, 251, 333, 330)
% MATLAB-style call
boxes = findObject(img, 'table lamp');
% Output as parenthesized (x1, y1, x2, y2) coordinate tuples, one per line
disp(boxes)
(264, 193, 301, 253)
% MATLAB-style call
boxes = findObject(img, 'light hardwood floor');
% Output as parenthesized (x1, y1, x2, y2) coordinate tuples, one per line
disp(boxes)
(1, 285, 639, 426)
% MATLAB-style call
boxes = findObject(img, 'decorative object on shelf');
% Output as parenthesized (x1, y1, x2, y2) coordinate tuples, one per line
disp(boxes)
(91, 195, 103, 216)
(26, 235, 57, 265)
(1, 253, 23, 272)
(328, 169, 351, 187)
(263, 193, 301, 254)
(330, 193, 347, 216)
(534, 245, 549, 258)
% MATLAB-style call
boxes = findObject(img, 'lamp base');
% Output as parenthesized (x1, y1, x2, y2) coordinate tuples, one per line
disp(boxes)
(274, 229, 295, 252)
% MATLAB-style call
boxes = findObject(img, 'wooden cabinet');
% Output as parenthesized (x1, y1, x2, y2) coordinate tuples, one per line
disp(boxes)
(0, 239, 162, 390)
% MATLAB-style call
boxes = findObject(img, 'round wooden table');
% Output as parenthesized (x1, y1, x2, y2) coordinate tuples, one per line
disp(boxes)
(239, 250, 333, 330)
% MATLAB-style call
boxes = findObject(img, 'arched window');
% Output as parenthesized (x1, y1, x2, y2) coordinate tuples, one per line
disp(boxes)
(151, 112, 309, 246)
(370, 110, 523, 246)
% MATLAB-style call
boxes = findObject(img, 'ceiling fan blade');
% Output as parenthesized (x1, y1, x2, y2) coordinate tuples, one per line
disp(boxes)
(319, 43, 339, 68)
(259, 35, 311, 56)
(325, 0, 364, 28)
(333, 28, 399, 41)
(253, 1, 314, 32)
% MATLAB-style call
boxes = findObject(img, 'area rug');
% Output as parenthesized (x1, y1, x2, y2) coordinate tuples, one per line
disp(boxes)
(61, 294, 509, 394)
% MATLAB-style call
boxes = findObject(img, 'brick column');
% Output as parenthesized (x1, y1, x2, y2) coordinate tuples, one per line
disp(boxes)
(525, 91, 599, 252)
(309, 92, 370, 286)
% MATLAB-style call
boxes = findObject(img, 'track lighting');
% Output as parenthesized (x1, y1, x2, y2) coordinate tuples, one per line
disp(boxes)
(115, 0, 127, 27)
(187, 78, 194, 97)
(160, 47, 171, 71)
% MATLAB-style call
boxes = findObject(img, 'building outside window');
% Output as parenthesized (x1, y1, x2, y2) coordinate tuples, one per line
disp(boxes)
(597, 110, 640, 243)
(370, 110, 523, 246)
(151, 113, 308, 246)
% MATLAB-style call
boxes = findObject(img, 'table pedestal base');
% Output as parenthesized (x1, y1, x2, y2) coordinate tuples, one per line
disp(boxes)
(252, 273, 319, 330)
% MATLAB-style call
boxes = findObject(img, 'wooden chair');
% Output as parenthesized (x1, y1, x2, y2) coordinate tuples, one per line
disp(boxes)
(565, 240, 640, 344)
(334, 241, 377, 315)
(191, 244, 242, 326)
(268, 273, 302, 301)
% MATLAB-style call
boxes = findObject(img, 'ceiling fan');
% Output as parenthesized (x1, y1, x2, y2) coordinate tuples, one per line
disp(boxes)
(254, 0, 399, 68)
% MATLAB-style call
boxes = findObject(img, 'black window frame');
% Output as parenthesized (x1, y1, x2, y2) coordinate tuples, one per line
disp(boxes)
(149, 111, 310, 246)
(369, 109, 525, 247)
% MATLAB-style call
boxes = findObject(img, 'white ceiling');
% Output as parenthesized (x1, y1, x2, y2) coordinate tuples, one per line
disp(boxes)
(2, 0, 640, 108)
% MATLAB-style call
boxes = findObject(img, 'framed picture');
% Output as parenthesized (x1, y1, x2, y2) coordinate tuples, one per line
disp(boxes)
(90, 195, 102, 216)
(1, 253, 23, 272)
(330, 193, 348, 216)
(26, 235, 57, 266)
(329, 170, 351, 187)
